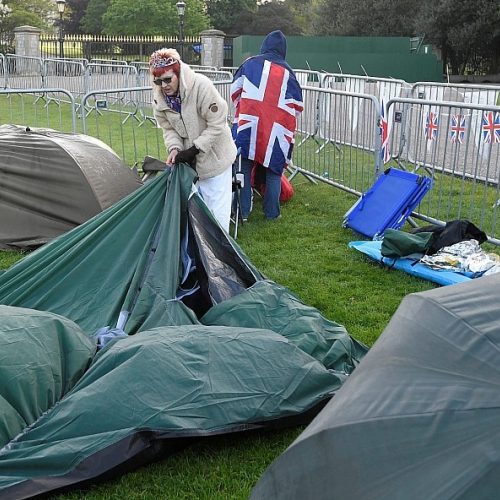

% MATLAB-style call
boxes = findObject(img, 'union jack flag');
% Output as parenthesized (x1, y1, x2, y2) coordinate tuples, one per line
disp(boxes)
(425, 112, 439, 141)
(450, 114, 466, 144)
(231, 59, 303, 170)
(379, 99, 390, 163)
(481, 111, 500, 143)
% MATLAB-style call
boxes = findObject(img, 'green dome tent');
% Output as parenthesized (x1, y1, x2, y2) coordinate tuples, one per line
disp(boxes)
(251, 273, 500, 500)
(0, 124, 142, 250)
(0, 164, 367, 498)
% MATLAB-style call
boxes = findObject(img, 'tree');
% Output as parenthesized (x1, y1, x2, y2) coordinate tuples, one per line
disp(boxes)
(63, 0, 90, 34)
(205, 0, 257, 35)
(416, 0, 500, 74)
(286, 0, 319, 35)
(2, 0, 55, 31)
(0, 0, 54, 51)
(101, 0, 209, 36)
(0, 0, 13, 50)
(101, 0, 176, 36)
(311, 0, 500, 74)
(312, 0, 418, 36)
(244, 1, 303, 35)
(80, 0, 110, 34)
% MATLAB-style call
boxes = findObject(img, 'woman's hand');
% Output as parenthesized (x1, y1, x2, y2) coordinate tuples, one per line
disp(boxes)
(175, 145, 199, 166)
(166, 148, 179, 166)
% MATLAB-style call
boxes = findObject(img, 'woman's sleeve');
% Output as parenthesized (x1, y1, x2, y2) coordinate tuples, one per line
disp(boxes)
(192, 78, 230, 153)
(153, 108, 183, 152)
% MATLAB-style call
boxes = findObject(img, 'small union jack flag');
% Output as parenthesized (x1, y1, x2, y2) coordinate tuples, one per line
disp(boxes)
(425, 112, 439, 141)
(481, 111, 500, 144)
(450, 114, 466, 144)
(379, 100, 390, 163)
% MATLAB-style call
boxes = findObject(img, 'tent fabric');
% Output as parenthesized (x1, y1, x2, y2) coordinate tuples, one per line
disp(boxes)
(349, 240, 472, 285)
(0, 164, 368, 498)
(0, 167, 191, 334)
(0, 305, 95, 448)
(202, 279, 367, 372)
(0, 325, 339, 498)
(0, 124, 142, 250)
(251, 273, 500, 500)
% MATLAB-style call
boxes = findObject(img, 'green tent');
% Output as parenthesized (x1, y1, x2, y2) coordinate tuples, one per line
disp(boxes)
(251, 273, 500, 500)
(0, 165, 367, 498)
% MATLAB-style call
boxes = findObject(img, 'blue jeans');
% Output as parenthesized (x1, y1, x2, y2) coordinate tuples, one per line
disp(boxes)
(237, 158, 281, 220)
(262, 168, 281, 220)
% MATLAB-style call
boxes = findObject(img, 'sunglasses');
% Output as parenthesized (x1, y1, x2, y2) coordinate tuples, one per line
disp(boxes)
(153, 76, 174, 86)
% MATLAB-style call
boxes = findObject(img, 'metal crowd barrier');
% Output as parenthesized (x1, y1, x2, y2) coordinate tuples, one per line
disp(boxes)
(321, 73, 409, 101)
(295, 69, 322, 88)
(86, 63, 138, 92)
(194, 69, 233, 82)
(220, 66, 237, 75)
(411, 81, 500, 107)
(43, 58, 87, 104)
(131, 62, 151, 88)
(3, 55, 500, 242)
(5, 54, 44, 89)
(80, 86, 163, 165)
(0, 54, 6, 88)
(0, 87, 77, 132)
(83, 64, 140, 120)
(387, 96, 500, 243)
(213, 80, 233, 122)
(190, 64, 218, 71)
(292, 85, 382, 195)
(89, 58, 129, 66)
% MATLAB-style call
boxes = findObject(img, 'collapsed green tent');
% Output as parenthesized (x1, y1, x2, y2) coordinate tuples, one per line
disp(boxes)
(251, 273, 500, 500)
(0, 164, 367, 498)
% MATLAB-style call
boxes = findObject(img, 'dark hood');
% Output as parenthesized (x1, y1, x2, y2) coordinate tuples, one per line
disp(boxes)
(260, 30, 287, 59)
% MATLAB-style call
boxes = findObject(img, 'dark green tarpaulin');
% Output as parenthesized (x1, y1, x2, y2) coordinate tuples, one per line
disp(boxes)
(202, 280, 367, 372)
(0, 305, 95, 448)
(0, 165, 367, 498)
(0, 165, 196, 334)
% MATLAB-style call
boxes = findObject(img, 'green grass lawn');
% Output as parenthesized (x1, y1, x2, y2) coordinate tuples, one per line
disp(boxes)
(1, 178, 436, 499)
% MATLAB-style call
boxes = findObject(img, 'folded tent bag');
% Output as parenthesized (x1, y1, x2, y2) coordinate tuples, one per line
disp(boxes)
(381, 229, 435, 259)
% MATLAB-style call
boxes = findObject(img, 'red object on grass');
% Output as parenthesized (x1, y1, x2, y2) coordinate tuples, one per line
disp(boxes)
(251, 164, 294, 203)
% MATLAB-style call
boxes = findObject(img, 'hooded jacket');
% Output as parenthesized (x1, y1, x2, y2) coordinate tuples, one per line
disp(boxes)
(152, 62, 236, 181)
(231, 30, 303, 175)
(258, 30, 295, 75)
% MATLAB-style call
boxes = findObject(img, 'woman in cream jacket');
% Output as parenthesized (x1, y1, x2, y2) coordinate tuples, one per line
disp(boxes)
(150, 48, 236, 232)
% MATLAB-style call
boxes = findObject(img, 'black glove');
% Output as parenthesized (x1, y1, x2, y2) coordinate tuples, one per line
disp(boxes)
(176, 146, 199, 167)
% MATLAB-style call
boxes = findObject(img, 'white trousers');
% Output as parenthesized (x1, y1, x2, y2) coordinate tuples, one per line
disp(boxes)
(197, 166, 232, 233)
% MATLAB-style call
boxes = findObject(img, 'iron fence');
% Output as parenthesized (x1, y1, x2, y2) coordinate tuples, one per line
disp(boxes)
(40, 34, 203, 66)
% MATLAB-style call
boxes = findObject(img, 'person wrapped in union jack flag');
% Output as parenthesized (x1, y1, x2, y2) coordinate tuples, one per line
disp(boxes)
(150, 48, 237, 232)
(231, 30, 304, 221)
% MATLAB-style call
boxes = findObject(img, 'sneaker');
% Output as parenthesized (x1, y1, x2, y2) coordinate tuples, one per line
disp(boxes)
(266, 214, 282, 221)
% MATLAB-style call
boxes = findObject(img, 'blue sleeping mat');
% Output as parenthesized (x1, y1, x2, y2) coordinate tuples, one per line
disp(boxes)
(343, 168, 433, 239)
(349, 240, 472, 286)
